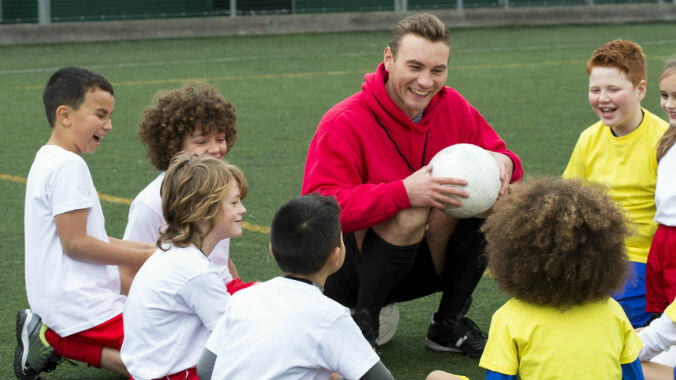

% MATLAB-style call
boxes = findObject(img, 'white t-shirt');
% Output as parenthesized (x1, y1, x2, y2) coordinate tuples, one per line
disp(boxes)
(121, 244, 230, 380)
(656, 145, 676, 226)
(24, 145, 125, 337)
(206, 277, 380, 380)
(123, 172, 233, 282)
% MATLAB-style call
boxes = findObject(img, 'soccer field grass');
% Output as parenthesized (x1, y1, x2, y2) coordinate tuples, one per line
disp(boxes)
(1, 21, 675, 379)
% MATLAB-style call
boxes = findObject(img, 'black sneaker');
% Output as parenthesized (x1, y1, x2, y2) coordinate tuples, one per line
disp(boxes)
(14, 309, 61, 380)
(351, 308, 378, 347)
(426, 316, 487, 359)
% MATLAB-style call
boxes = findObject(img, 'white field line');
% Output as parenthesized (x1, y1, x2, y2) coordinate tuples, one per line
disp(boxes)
(1, 39, 675, 76)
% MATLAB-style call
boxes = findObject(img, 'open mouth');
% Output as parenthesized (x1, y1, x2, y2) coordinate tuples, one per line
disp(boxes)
(410, 88, 430, 97)
(93, 134, 101, 142)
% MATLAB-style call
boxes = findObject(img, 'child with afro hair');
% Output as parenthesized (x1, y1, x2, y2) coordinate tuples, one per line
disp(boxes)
(122, 83, 248, 294)
(476, 178, 644, 380)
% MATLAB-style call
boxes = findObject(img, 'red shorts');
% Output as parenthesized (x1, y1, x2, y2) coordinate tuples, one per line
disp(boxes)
(646, 225, 676, 312)
(154, 367, 198, 380)
(226, 278, 257, 294)
(45, 313, 124, 368)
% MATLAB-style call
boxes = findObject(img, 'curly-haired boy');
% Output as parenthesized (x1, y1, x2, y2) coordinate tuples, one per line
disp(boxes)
(122, 83, 249, 293)
(476, 178, 644, 379)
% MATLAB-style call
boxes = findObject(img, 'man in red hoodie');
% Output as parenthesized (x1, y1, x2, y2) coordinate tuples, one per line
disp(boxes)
(302, 14, 523, 358)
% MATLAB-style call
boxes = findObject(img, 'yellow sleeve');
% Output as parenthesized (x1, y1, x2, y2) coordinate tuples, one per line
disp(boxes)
(619, 313, 643, 364)
(479, 306, 519, 375)
(562, 134, 587, 180)
(664, 301, 676, 322)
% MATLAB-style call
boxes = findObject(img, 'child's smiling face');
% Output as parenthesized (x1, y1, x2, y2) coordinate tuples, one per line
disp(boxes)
(660, 71, 676, 125)
(588, 66, 646, 135)
(61, 88, 114, 154)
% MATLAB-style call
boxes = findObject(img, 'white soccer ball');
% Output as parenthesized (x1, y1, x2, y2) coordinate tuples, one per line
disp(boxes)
(429, 143, 501, 218)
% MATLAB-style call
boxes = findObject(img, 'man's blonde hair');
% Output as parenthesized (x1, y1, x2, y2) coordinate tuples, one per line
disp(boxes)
(158, 153, 247, 251)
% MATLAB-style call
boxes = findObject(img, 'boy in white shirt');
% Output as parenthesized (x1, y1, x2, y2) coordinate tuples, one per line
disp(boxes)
(121, 153, 247, 380)
(198, 194, 394, 380)
(122, 84, 251, 295)
(15, 67, 155, 380)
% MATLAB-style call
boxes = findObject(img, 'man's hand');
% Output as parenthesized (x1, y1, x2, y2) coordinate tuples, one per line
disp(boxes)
(489, 152, 514, 197)
(403, 164, 469, 209)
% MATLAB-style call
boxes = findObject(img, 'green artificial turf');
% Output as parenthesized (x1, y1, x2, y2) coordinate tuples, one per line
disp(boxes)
(1, 21, 675, 379)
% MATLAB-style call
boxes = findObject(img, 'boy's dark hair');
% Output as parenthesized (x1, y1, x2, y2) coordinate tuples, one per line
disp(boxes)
(138, 83, 237, 171)
(481, 178, 629, 309)
(388, 13, 450, 58)
(270, 194, 342, 276)
(43, 67, 114, 128)
(586, 39, 647, 87)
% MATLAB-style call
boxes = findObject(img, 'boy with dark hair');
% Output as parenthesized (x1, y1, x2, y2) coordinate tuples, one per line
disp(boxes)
(197, 194, 394, 380)
(563, 39, 669, 327)
(15, 67, 154, 379)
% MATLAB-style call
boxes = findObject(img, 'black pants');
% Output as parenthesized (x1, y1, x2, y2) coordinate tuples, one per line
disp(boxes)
(324, 218, 487, 323)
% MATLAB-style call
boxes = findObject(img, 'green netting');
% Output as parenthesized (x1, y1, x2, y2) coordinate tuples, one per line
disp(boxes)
(0, 0, 667, 24)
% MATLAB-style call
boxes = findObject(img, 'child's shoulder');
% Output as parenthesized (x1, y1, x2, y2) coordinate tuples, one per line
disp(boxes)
(28, 145, 89, 183)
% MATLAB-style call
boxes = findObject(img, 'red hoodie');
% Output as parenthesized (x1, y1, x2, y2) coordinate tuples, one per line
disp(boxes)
(302, 63, 523, 233)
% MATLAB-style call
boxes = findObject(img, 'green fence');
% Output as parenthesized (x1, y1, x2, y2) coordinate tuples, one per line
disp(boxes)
(0, 0, 669, 24)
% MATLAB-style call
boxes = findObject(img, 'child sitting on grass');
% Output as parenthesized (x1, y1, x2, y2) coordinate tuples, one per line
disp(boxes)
(563, 39, 669, 328)
(120, 153, 247, 380)
(123, 83, 250, 295)
(16, 67, 154, 380)
(197, 194, 394, 380)
(478, 178, 643, 379)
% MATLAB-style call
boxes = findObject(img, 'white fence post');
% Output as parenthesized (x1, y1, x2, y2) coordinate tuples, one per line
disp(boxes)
(38, 0, 50, 24)
(457, 0, 464, 10)
(230, 0, 236, 17)
(394, 0, 407, 11)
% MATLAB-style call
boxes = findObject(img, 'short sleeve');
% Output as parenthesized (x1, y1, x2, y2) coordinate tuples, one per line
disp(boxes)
(205, 312, 228, 352)
(479, 308, 519, 376)
(562, 135, 587, 180)
(50, 160, 96, 216)
(619, 314, 643, 364)
(317, 313, 380, 380)
(177, 272, 230, 331)
(123, 200, 165, 243)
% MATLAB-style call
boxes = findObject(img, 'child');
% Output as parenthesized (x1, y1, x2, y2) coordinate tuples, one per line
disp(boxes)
(646, 58, 676, 314)
(16, 67, 154, 379)
(477, 178, 643, 379)
(631, 59, 676, 378)
(563, 39, 669, 327)
(197, 194, 394, 380)
(120, 153, 247, 380)
(122, 83, 247, 294)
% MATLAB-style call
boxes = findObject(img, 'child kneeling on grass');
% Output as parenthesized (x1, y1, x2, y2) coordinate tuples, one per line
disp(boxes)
(197, 194, 394, 380)
(123, 83, 251, 295)
(16, 67, 155, 380)
(430, 178, 645, 380)
(120, 153, 247, 380)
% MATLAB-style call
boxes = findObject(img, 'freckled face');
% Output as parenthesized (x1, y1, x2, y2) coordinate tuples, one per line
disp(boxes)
(588, 66, 645, 134)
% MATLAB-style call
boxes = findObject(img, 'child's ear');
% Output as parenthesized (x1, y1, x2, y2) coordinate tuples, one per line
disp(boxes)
(268, 243, 275, 258)
(329, 246, 342, 269)
(636, 79, 647, 100)
(55, 105, 70, 127)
